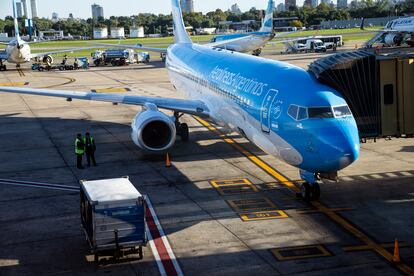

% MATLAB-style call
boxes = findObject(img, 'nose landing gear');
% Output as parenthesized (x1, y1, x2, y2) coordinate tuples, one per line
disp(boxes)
(300, 182, 320, 202)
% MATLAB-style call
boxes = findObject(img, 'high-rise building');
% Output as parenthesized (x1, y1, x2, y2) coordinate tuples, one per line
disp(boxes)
(52, 12, 59, 22)
(92, 3, 104, 20)
(180, 0, 194, 13)
(311, 0, 319, 7)
(285, 0, 296, 10)
(30, 0, 38, 18)
(16, 2, 23, 18)
(229, 3, 242, 14)
(277, 2, 285, 12)
(21, 0, 28, 17)
(337, 0, 348, 8)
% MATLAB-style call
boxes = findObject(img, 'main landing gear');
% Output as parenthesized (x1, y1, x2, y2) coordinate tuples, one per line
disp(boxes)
(174, 112, 189, 142)
(0, 60, 6, 71)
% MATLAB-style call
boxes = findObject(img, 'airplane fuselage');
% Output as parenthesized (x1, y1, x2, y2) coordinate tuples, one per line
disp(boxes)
(211, 32, 274, 53)
(166, 43, 360, 174)
(386, 17, 414, 32)
(5, 39, 31, 64)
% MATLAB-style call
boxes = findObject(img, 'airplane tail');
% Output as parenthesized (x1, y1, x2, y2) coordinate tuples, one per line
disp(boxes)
(171, 0, 192, 44)
(12, 0, 21, 39)
(259, 0, 274, 33)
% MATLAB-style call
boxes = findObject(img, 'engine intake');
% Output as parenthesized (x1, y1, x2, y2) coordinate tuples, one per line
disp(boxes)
(131, 105, 176, 152)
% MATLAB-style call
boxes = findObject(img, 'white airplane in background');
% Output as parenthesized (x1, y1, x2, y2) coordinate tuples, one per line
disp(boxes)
(0, 0, 360, 201)
(365, 16, 414, 47)
(0, 0, 92, 71)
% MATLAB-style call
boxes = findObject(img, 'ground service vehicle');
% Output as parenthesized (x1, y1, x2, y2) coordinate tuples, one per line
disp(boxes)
(80, 177, 147, 263)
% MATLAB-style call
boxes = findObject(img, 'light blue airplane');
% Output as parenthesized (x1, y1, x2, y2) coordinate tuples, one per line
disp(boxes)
(210, 0, 275, 56)
(0, 0, 360, 201)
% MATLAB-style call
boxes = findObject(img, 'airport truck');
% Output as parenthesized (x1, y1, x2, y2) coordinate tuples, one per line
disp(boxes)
(80, 177, 147, 263)
(92, 49, 136, 66)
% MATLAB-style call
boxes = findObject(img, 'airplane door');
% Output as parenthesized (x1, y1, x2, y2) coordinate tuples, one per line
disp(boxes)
(261, 89, 278, 133)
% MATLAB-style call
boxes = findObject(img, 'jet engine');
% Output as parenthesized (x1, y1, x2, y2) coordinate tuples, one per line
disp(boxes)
(42, 55, 54, 64)
(131, 103, 176, 152)
(384, 34, 403, 46)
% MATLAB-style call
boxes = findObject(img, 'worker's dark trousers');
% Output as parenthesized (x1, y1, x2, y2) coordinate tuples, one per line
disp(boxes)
(86, 150, 97, 167)
(76, 154, 84, 169)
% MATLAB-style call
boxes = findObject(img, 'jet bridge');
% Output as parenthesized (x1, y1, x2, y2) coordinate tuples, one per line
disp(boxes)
(309, 49, 414, 138)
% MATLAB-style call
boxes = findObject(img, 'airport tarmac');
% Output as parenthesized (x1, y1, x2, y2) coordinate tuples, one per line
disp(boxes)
(0, 52, 414, 276)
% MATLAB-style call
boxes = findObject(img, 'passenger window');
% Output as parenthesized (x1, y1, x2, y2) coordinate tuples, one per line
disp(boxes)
(308, 107, 334, 118)
(297, 107, 308, 120)
(288, 105, 299, 120)
(384, 84, 394, 105)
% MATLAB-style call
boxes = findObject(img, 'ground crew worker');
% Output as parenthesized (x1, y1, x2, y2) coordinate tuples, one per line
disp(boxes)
(62, 54, 68, 65)
(84, 132, 97, 167)
(75, 133, 85, 169)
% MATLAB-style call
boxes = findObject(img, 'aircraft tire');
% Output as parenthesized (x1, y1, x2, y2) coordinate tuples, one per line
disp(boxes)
(310, 182, 320, 201)
(301, 182, 311, 202)
(180, 123, 189, 142)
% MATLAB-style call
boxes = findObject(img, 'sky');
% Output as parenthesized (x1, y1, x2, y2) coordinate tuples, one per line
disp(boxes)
(0, 0, 304, 19)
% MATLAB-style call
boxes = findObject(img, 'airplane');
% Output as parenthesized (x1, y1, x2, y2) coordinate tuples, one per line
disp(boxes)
(365, 16, 414, 47)
(0, 0, 360, 201)
(0, 0, 93, 71)
(209, 0, 276, 56)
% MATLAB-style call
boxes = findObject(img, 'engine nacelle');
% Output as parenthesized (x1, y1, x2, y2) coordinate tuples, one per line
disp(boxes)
(131, 104, 176, 152)
(384, 34, 403, 46)
(42, 55, 54, 64)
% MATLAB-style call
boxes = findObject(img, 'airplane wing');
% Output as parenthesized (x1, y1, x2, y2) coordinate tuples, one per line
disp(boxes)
(94, 43, 167, 53)
(204, 35, 255, 48)
(30, 47, 96, 58)
(0, 86, 210, 117)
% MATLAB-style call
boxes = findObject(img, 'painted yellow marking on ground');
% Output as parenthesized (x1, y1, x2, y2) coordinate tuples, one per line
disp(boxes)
(271, 245, 332, 261)
(195, 116, 414, 275)
(91, 88, 131, 93)
(227, 198, 277, 213)
(343, 241, 410, 252)
(0, 82, 29, 87)
(240, 210, 288, 221)
(210, 178, 258, 195)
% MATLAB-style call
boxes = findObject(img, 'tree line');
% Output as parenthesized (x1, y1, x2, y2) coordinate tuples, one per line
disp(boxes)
(1, 0, 414, 37)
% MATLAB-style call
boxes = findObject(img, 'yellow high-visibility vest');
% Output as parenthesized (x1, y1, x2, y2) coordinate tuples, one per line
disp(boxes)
(75, 138, 84, 154)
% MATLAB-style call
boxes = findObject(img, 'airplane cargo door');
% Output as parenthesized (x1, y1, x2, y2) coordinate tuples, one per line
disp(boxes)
(261, 89, 278, 133)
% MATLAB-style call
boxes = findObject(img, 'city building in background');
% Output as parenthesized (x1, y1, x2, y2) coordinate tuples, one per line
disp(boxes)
(312, 0, 319, 7)
(52, 12, 59, 22)
(30, 0, 38, 18)
(276, 3, 285, 12)
(21, 0, 28, 17)
(180, 0, 194, 13)
(229, 4, 242, 15)
(92, 3, 104, 20)
(16, 2, 23, 18)
(337, 0, 348, 8)
(285, 0, 296, 10)
(321, 0, 330, 4)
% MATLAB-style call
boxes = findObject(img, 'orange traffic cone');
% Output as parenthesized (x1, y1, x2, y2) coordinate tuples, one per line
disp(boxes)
(392, 239, 401, 263)
(166, 153, 171, 168)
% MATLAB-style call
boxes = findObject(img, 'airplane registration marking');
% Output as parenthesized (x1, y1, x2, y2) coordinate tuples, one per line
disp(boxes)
(195, 117, 414, 275)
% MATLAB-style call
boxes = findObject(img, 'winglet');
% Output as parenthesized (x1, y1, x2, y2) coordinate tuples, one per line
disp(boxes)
(12, 0, 20, 39)
(259, 0, 274, 33)
(171, 0, 192, 44)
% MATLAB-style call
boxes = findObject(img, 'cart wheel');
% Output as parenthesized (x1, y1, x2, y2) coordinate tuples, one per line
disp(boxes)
(139, 246, 143, 259)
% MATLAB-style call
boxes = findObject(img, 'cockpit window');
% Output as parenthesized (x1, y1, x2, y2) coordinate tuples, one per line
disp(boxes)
(297, 107, 308, 120)
(333, 105, 352, 117)
(287, 105, 298, 120)
(308, 107, 334, 118)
